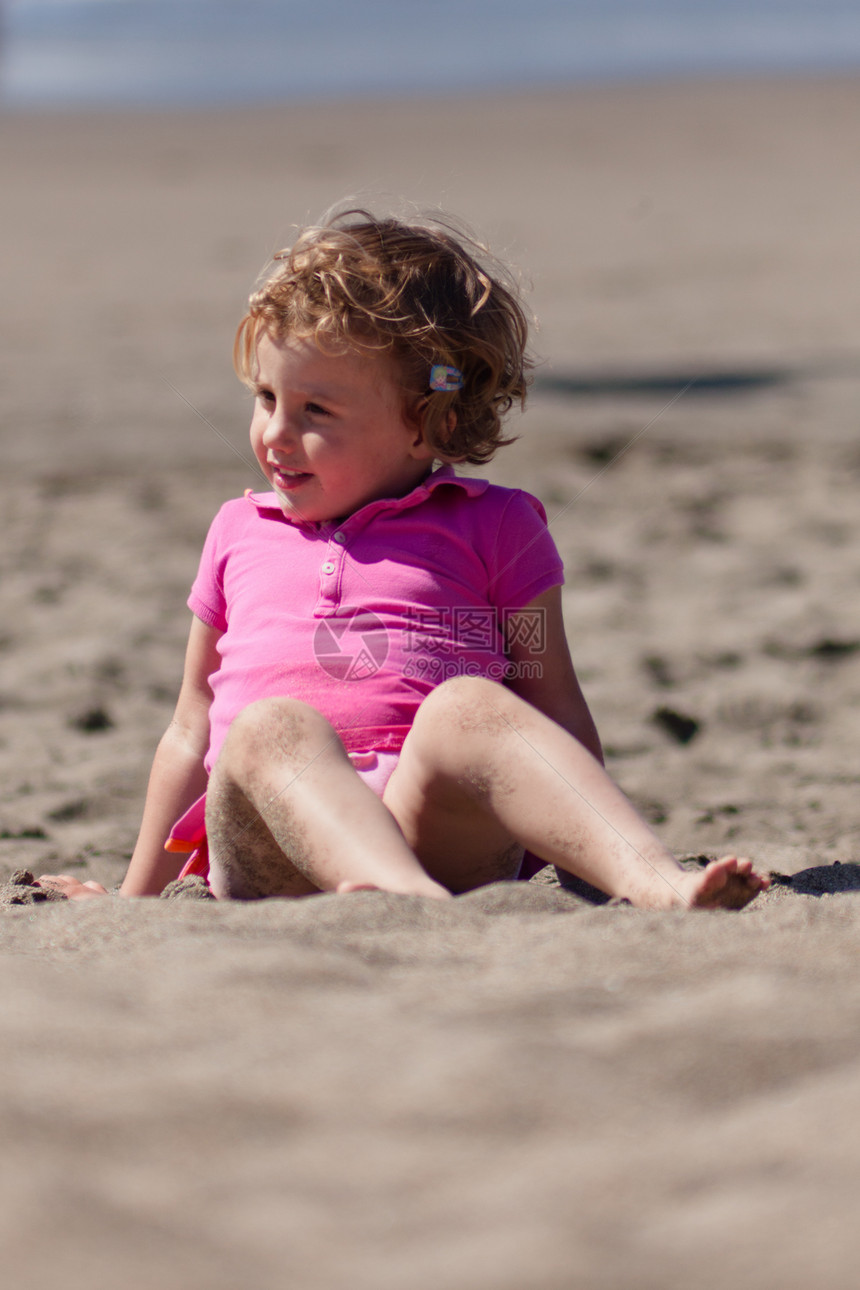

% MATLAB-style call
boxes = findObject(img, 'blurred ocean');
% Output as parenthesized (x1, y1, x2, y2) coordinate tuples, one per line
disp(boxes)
(3, 0, 860, 110)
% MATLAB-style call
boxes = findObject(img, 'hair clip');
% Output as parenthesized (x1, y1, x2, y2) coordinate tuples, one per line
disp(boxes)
(429, 364, 464, 392)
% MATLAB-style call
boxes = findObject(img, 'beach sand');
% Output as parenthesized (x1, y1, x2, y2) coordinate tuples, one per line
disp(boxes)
(2, 77, 860, 1287)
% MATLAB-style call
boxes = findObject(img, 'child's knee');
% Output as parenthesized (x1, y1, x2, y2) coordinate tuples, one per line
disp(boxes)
(220, 696, 337, 770)
(415, 675, 517, 741)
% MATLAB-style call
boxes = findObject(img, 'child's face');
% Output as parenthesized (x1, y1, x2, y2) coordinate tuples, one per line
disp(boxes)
(249, 331, 434, 524)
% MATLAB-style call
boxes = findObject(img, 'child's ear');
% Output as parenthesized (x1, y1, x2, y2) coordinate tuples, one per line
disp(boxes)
(406, 397, 458, 459)
(409, 434, 436, 462)
(405, 395, 436, 460)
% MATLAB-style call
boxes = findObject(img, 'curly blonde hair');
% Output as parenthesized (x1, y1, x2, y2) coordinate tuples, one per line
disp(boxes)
(233, 208, 532, 464)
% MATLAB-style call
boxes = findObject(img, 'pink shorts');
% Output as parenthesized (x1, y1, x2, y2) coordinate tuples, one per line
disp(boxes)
(166, 750, 401, 886)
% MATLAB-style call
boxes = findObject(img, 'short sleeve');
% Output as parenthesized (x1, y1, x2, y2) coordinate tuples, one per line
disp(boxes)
(188, 508, 229, 633)
(485, 490, 564, 610)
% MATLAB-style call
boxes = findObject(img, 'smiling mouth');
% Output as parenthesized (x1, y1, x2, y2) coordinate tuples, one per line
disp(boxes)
(271, 464, 313, 489)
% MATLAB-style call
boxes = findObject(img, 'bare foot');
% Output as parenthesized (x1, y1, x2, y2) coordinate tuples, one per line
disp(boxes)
(677, 855, 769, 910)
(37, 874, 110, 901)
(335, 878, 451, 900)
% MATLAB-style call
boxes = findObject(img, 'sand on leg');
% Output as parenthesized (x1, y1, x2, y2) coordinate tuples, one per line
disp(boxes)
(205, 696, 448, 899)
(382, 676, 768, 909)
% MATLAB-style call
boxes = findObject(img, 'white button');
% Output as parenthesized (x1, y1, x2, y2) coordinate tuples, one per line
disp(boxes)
(332, 530, 347, 544)
(321, 560, 336, 575)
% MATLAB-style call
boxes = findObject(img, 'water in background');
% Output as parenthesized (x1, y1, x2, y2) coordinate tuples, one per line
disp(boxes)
(3, 0, 860, 110)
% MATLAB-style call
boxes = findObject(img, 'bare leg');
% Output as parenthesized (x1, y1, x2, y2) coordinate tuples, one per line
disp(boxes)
(205, 697, 449, 900)
(383, 677, 768, 910)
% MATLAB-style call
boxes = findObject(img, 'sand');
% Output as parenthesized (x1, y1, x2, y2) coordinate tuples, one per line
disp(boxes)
(2, 77, 860, 1287)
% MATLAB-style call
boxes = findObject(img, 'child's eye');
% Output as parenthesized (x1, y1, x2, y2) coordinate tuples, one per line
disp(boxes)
(306, 402, 330, 417)
(257, 388, 275, 405)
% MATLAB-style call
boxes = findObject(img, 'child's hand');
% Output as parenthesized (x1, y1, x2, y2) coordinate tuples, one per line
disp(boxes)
(36, 874, 110, 900)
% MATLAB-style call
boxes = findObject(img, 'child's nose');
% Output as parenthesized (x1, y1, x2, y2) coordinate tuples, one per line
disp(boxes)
(262, 409, 297, 448)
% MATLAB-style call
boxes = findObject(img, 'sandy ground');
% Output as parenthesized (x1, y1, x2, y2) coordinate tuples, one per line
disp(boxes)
(2, 77, 860, 1288)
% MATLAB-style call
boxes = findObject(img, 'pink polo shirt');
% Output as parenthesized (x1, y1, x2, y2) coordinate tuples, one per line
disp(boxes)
(189, 465, 564, 773)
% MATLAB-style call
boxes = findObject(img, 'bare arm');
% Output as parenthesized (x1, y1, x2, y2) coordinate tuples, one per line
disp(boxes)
(119, 614, 222, 895)
(504, 584, 604, 765)
(40, 614, 222, 899)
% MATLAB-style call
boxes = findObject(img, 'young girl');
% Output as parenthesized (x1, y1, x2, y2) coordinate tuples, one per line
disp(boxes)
(41, 209, 767, 909)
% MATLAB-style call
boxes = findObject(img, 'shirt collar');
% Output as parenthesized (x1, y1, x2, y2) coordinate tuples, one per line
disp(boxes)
(244, 464, 488, 531)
